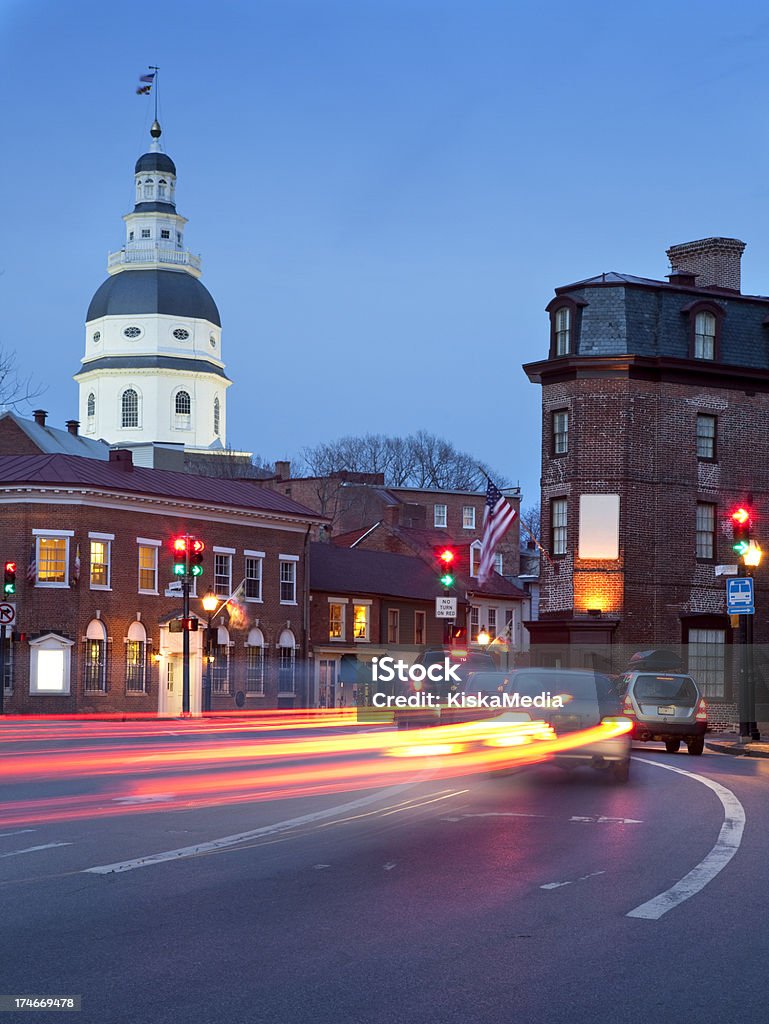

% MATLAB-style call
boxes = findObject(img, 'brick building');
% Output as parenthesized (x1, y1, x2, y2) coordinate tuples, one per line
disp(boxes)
(0, 451, 323, 715)
(261, 463, 522, 580)
(309, 543, 450, 707)
(523, 236, 769, 727)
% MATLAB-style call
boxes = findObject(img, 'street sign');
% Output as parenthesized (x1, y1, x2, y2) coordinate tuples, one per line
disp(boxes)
(436, 596, 458, 619)
(726, 577, 754, 615)
(0, 602, 16, 626)
(715, 564, 739, 576)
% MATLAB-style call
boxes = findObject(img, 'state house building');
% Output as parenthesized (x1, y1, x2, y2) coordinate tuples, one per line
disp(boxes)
(524, 237, 769, 727)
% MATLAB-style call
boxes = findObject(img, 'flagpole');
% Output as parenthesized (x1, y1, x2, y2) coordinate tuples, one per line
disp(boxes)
(149, 65, 160, 121)
(478, 465, 555, 567)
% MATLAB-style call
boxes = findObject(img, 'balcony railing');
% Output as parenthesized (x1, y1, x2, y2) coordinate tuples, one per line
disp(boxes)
(108, 247, 202, 271)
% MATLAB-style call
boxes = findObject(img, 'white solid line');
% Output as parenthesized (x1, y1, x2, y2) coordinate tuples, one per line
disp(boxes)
(626, 757, 746, 920)
(0, 829, 37, 839)
(0, 842, 72, 859)
(84, 783, 419, 875)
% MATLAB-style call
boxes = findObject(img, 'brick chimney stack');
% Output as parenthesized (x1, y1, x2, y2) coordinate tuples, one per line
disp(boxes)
(65, 420, 79, 436)
(666, 237, 746, 292)
(32, 410, 47, 427)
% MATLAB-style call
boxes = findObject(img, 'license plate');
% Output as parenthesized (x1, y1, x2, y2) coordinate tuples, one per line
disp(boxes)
(657, 705, 675, 716)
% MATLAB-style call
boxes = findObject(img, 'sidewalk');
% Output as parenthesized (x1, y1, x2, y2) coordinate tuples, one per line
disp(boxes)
(706, 731, 769, 758)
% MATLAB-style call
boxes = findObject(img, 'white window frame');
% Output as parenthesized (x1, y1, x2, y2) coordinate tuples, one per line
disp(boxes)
(555, 306, 571, 355)
(434, 504, 448, 528)
(551, 498, 568, 556)
(29, 634, 74, 695)
(553, 409, 569, 455)
(470, 606, 480, 642)
(462, 506, 476, 530)
(244, 550, 264, 602)
(245, 629, 265, 695)
(387, 608, 400, 644)
(214, 549, 234, 598)
(470, 540, 482, 578)
(328, 599, 347, 642)
(32, 529, 74, 589)
(137, 538, 160, 595)
(414, 610, 426, 646)
(279, 554, 299, 605)
(694, 311, 716, 360)
(88, 532, 113, 591)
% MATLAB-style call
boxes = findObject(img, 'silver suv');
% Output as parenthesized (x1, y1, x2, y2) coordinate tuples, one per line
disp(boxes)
(615, 671, 707, 755)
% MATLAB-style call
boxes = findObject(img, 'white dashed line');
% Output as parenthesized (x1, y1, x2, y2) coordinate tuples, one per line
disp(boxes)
(0, 842, 72, 859)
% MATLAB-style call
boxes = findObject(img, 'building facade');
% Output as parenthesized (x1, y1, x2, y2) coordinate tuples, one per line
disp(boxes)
(524, 237, 769, 727)
(0, 452, 323, 715)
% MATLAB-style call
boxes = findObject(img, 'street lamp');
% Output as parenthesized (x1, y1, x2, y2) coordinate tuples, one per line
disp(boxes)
(201, 591, 218, 713)
(477, 626, 491, 647)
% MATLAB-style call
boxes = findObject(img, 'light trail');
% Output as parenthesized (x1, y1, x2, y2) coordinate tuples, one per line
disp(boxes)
(0, 713, 632, 828)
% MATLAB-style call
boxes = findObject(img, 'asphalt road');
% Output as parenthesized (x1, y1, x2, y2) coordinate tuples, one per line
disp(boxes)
(1, 721, 768, 1024)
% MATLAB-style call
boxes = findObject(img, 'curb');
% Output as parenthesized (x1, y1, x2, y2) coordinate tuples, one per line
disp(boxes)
(706, 740, 769, 759)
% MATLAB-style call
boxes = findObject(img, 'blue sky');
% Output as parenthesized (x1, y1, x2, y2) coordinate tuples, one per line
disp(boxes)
(2, 0, 769, 506)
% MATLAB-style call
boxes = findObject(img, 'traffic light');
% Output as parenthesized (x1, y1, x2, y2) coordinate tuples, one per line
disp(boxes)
(172, 536, 189, 576)
(437, 546, 456, 588)
(3, 561, 16, 596)
(731, 506, 752, 557)
(189, 538, 205, 577)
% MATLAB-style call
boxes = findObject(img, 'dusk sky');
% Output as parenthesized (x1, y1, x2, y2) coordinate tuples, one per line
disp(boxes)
(2, 0, 769, 506)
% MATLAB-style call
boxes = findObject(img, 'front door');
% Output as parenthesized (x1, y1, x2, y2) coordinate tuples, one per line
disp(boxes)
(318, 659, 337, 708)
(165, 655, 183, 716)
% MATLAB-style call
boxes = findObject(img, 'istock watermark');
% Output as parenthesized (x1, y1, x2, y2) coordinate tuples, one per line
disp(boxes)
(370, 656, 462, 685)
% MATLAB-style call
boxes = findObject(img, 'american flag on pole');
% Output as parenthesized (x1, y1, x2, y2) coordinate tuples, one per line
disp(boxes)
(477, 479, 517, 586)
(26, 543, 37, 585)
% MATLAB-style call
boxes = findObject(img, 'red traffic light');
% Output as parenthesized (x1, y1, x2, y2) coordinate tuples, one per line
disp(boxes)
(438, 548, 455, 565)
(190, 538, 205, 554)
(4, 561, 16, 574)
(731, 507, 751, 526)
(172, 536, 188, 553)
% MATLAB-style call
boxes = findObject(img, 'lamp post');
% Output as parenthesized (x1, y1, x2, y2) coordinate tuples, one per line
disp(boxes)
(478, 626, 491, 648)
(743, 542, 762, 742)
(201, 591, 217, 713)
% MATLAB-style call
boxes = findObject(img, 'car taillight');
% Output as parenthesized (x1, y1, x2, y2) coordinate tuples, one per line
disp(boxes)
(622, 694, 636, 717)
(695, 697, 707, 722)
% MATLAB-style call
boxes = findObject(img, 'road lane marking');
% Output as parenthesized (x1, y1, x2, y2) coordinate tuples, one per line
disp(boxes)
(383, 862, 397, 870)
(570, 816, 643, 824)
(0, 829, 37, 839)
(627, 757, 746, 920)
(84, 783, 427, 875)
(541, 870, 606, 890)
(0, 842, 72, 859)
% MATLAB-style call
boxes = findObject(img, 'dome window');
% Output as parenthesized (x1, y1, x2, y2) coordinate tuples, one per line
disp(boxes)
(92, 331, 101, 343)
(213, 396, 220, 437)
(123, 326, 141, 339)
(209, 334, 216, 348)
(121, 388, 139, 428)
(86, 393, 95, 433)
(174, 390, 191, 430)
(173, 328, 190, 341)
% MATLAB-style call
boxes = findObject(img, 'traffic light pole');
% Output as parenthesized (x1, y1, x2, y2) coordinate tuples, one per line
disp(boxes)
(182, 567, 191, 716)
(0, 625, 5, 716)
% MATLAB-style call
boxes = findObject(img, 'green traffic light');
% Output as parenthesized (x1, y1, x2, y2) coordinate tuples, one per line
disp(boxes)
(173, 562, 187, 576)
(439, 572, 454, 587)
(191, 565, 203, 577)
(733, 540, 750, 556)
(3, 583, 14, 595)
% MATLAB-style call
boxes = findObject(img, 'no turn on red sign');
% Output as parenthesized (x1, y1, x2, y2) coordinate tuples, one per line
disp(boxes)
(0, 602, 16, 626)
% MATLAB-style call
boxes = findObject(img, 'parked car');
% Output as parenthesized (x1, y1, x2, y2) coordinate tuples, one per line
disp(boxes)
(613, 670, 707, 755)
(393, 648, 497, 728)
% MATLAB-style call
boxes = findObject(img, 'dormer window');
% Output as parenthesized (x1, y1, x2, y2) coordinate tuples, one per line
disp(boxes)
(554, 307, 571, 355)
(683, 300, 723, 361)
(158, 179, 167, 198)
(694, 311, 716, 359)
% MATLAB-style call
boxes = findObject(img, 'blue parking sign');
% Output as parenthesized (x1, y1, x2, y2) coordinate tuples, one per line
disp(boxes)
(726, 577, 754, 615)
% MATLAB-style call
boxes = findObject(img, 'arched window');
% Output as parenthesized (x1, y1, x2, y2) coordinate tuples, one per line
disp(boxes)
(694, 311, 716, 360)
(213, 396, 220, 436)
(470, 540, 482, 577)
(143, 178, 154, 199)
(84, 619, 107, 693)
(121, 389, 139, 428)
(174, 390, 191, 430)
(125, 621, 148, 693)
(212, 626, 231, 696)
(278, 629, 296, 694)
(86, 392, 95, 433)
(158, 179, 167, 198)
(245, 627, 265, 695)
(87, 393, 95, 416)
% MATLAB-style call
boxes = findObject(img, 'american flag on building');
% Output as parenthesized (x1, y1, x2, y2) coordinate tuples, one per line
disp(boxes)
(26, 543, 36, 585)
(477, 479, 517, 586)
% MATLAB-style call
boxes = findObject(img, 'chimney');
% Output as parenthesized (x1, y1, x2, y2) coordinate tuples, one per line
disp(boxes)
(32, 409, 47, 427)
(274, 460, 291, 481)
(383, 505, 400, 527)
(666, 237, 746, 292)
(65, 420, 79, 436)
(109, 448, 134, 471)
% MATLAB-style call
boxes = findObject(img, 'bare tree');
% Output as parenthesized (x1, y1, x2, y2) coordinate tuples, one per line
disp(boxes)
(299, 432, 505, 491)
(520, 502, 541, 546)
(0, 347, 43, 411)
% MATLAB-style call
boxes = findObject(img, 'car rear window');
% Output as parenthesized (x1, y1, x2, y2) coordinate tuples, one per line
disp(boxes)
(633, 675, 697, 705)
(462, 672, 508, 693)
(511, 672, 602, 702)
